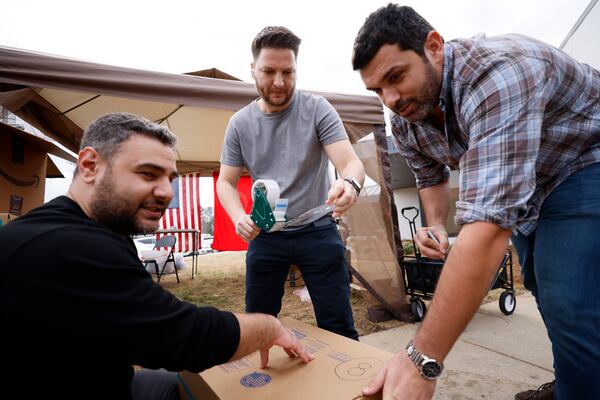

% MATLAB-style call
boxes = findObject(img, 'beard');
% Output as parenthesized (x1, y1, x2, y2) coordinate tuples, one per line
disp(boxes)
(257, 84, 295, 109)
(392, 59, 441, 122)
(90, 170, 165, 235)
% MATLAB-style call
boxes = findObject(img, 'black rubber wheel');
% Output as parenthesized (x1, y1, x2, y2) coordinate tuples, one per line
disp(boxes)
(410, 298, 426, 322)
(499, 290, 516, 315)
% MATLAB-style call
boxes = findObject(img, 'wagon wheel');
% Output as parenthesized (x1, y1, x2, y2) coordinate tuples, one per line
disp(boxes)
(499, 290, 516, 315)
(410, 298, 426, 322)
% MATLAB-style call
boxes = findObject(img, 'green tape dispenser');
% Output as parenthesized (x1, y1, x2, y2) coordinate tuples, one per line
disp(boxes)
(250, 180, 288, 232)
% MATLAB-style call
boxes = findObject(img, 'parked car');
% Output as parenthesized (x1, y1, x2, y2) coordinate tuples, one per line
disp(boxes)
(200, 234, 214, 253)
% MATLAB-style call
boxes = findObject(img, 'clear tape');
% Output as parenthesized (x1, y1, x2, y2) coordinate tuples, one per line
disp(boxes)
(251, 179, 280, 207)
(251, 179, 336, 232)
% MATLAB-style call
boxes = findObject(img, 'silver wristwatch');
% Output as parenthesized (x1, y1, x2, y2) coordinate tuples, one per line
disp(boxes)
(405, 340, 444, 380)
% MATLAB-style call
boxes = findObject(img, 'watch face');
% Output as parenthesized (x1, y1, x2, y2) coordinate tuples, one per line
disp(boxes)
(421, 360, 443, 379)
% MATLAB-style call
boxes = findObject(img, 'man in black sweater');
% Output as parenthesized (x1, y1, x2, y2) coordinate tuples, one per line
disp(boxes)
(0, 113, 313, 399)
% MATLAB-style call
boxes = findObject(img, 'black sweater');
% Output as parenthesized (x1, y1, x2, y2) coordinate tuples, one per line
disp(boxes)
(0, 196, 240, 399)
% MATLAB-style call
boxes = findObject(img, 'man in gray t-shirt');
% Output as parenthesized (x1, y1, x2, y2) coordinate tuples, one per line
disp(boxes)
(217, 26, 365, 340)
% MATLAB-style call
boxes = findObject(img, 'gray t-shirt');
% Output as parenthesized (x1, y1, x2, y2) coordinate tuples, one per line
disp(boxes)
(220, 91, 348, 220)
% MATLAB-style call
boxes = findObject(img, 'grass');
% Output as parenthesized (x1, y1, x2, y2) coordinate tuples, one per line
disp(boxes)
(158, 249, 524, 337)
(160, 266, 406, 337)
(174, 274, 244, 309)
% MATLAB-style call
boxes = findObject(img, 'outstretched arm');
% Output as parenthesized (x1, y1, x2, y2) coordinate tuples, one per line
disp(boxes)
(231, 313, 314, 367)
(363, 221, 511, 399)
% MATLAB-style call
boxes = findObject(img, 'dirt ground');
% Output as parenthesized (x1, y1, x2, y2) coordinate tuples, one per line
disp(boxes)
(159, 248, 524, 337)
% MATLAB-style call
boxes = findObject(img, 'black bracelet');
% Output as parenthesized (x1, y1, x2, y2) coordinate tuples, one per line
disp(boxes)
(343, 177, 361, 196)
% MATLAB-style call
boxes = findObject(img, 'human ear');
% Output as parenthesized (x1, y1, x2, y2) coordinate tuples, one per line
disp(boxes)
(76, 147, 102, 183)
(424, 31, 444, 66)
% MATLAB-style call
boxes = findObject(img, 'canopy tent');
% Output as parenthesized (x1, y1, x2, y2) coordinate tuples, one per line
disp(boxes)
(0, 45, 384, 173)
(0, 45, 414, 321)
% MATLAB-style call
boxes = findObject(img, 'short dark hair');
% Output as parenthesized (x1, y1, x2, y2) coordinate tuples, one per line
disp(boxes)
(79, 112, 177, 165)
(251, 26, 301, 60)
(352, 4, 435, 70)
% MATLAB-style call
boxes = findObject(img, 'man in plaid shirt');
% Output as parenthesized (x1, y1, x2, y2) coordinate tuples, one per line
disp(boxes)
(353, 4, 599, 400)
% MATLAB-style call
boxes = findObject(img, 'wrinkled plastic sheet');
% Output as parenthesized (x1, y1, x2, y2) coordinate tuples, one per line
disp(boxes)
(343, 126, 412, 321)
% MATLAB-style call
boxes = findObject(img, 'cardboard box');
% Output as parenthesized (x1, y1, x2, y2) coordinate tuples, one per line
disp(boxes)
(0, 122, 75, 216)
(0, 124, 47, 215)
(0, 213, 18, 227)
(178, 317, 393, 400)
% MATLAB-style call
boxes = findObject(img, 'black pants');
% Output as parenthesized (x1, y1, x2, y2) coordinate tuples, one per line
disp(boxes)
(245, 219, 358, 340)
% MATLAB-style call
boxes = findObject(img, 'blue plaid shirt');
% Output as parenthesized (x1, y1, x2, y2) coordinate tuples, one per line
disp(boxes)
(391, 34, 600, 234)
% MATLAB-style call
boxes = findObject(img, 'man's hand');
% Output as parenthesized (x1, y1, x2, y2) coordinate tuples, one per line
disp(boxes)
(234, 214, 260, 242)
(362, 352, 436, 400)
(326, 178, 358, 218)
(232, 314, 315, 366)
(415, 224, 448, 260)
(260, 321, 315, 368)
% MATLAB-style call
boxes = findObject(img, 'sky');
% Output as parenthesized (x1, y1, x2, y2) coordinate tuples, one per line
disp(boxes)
(1, 0, 590, 96)
(2, 0, 591, 204)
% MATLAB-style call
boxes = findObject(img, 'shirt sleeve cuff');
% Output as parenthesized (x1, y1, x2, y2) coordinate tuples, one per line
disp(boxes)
(415, 167, 450, 190)
(216, 311, 241, 364)
(454, 201, 515, 229)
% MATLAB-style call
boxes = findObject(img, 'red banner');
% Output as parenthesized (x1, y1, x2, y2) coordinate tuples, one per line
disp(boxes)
(212, 172, 253, 251)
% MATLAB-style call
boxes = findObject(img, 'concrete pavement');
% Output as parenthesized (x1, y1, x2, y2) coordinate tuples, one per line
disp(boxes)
(360, 293, 554, 399)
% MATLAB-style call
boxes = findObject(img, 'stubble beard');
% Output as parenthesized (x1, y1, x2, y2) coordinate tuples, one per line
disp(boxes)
(258, 84, 295, 109)
(393, 59, 441, 123)
(90, 170, 159, 235)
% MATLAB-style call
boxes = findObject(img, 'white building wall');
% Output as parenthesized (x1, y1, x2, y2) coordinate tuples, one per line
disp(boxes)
(560, 0, 600, 69)
(393, 170, 460, 240)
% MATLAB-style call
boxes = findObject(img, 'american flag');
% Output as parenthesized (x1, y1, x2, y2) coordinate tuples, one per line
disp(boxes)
(158, 172, 201, 253)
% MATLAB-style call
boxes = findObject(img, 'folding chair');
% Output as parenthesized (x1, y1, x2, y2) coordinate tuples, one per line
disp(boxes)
(143, 235, 178, 283)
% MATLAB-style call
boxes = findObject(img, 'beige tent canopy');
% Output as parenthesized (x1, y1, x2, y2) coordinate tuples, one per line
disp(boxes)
(0, 45, 413, 321)
(0, 45, 384, 174)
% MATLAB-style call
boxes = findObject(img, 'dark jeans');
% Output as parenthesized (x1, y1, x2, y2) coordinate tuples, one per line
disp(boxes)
(246, 219, 358, 340)
(131, 369, 179, 400)
(511, 163, 600, 399)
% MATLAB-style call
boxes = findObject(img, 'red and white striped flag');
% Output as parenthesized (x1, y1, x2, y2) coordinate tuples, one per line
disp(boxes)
(158, 172, 201, 253)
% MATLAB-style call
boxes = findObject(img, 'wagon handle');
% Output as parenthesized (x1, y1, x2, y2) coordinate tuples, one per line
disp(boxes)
(401, 206, 419, 223)
(401, 206, 421, 259)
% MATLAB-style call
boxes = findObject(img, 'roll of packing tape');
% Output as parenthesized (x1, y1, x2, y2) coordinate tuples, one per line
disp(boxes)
(251, 179, 280, 208)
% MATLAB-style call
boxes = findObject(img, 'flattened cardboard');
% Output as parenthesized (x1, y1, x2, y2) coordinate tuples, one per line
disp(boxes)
(178, 317, 393, 400)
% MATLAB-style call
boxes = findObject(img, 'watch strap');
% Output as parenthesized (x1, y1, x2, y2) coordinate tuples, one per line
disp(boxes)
(343, 177, 361, 195)
(405, 340, 443, 380)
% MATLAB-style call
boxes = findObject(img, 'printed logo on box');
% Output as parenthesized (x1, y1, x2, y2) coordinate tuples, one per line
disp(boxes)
(291, 328, 306, 340)
(240, 372, 272, 388)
